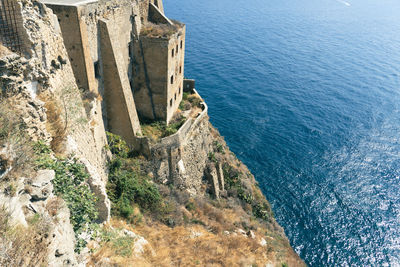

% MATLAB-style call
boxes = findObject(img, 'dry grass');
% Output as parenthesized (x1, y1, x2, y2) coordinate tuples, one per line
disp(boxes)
(0, 206, 50, 266)
(90, 219, 268, 267)
(141, 22, 180, 38)
(91, 122, 304, 266)
(0, 98, 36, 179)
(89, 197, 292, 267)
(40, 94, 67, 154)
(88, 189, 304, 266)
(46, 197, 64, 218)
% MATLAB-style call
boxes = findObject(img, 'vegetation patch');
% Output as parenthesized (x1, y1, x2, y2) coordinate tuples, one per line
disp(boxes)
(34, 141, 98, 252)
(141, 22, 180, 38)
(141, 117, 186, 142)
(0, 206, 49, 266)
(223, 163, 272, 221)
(179, 91, 203, 112)
(106, 133, 164, 222)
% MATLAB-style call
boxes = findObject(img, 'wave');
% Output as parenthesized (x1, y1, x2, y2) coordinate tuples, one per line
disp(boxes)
(336, 0, 351, 6)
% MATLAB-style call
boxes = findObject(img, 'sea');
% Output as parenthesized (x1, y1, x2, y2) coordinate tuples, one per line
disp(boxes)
(164, 0, 400, 266)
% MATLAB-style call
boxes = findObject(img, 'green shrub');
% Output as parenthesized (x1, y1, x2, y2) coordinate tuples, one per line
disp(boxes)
(141, 119, 186, 140)
(106, 134, 163, 221)
(185, 201, 195, 211)
(208, 152, 217, 163)
(223, 163, 241, 188)
(34, 142, 98, 252)
(112, 236, 135, 257)
(106, 132, 130, 158)
(107, 161, 162, 218)
(187, 95, 202, 108)
(179, 100, 185, 110)
(223, 163, 272, 222)
(163, 119, 186, 138)
(213, 141, 224, 153)
(252, 202, 270, 221)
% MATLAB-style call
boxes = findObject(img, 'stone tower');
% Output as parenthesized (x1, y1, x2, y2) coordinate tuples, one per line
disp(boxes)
(132, 1, 186, 124)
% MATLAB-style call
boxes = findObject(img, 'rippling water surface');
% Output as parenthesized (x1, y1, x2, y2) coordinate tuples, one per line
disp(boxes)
(164, 0, 400, 265)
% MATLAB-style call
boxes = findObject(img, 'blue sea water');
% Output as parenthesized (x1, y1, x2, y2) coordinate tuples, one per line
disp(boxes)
(164, 0, 400, 265)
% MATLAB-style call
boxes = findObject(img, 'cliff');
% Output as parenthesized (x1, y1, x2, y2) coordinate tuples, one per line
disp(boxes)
(0, 0, 304, 266)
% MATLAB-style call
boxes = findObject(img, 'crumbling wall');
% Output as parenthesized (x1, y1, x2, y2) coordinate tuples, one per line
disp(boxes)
(1, 2, 112, 264)
(137, 99, 213, 195)
(43, 4, 97, 93)
(46, 0, 143, 143)
(17, 0, 110, 207)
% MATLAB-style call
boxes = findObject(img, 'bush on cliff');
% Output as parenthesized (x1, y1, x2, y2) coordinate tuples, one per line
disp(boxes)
(106, 132, 162, 222)
(140, 118, 186, 141)
(34, 141, 98, 252)
(223, 163, 272, 221)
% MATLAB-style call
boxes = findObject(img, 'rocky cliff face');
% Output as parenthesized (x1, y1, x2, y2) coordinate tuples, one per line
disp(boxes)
(0, 0, 304, 266)
(1, 1, 109, 265)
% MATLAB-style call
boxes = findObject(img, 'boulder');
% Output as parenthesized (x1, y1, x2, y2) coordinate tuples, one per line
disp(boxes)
(260, 238, 267, 247)
(247, 230, 256, 239)
(28, 170, 55, 201)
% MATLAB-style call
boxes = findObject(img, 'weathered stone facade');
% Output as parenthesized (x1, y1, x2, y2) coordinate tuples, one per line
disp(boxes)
(133, 24, 186, 123)
(133, 2, 185, 123)
(43, 0, 143, 144)
(40, 0, 186, 144)
(131, 91, 213, 195)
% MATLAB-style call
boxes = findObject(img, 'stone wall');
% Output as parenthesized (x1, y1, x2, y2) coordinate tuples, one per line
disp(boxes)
(45, 0, 143, 143)
(99, 18, 142, 143)
(148, 2, 171, 25)
(149, 0, 163, 13)
(166, 24, 185, 122)
(44, 4, 96, 93)
(133, 36, 168, 121)
(135, 90, 213, 194)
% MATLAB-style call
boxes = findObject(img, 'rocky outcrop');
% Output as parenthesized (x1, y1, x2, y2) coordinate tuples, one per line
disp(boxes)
(0, 169, 78, 266)
(26, 169, 54, 201)
(1, 0, 111, 264)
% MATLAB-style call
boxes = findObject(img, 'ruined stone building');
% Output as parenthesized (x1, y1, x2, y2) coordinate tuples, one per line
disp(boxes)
(1, 0, 217, 197)
(24, 0, 187, 143)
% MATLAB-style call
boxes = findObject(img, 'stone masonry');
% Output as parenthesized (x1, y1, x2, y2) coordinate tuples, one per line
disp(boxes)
(39, 0, 186, 145)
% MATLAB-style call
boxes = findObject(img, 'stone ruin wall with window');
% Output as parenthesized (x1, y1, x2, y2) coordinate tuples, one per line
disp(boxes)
(132, 24, 186, 123)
